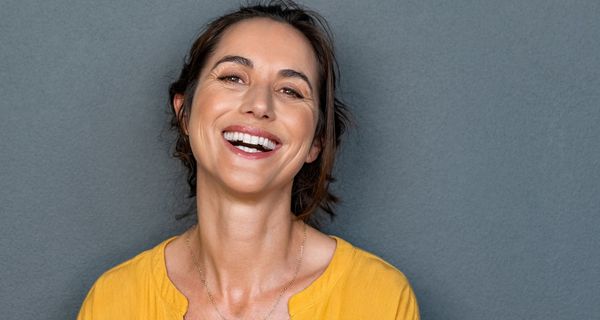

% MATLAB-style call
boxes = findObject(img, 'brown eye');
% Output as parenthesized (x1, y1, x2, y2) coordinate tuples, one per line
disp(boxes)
(281, 87, 303, 99)
(218, 75, 243, 84)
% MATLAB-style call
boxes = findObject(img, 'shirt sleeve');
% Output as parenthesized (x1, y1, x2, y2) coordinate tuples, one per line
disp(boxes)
(76, 280, 98, 320)
(76, 274, 127, 320)
(395, 282, 420, 320)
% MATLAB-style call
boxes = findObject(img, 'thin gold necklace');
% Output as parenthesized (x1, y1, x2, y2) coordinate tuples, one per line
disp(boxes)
(184, 221, 307, 320)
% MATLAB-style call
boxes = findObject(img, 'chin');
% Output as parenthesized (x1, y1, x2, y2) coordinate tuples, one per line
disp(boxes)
(219, 171, 285, 197)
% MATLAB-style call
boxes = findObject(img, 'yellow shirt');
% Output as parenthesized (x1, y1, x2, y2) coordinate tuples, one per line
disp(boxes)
(77, 235, 419, 319)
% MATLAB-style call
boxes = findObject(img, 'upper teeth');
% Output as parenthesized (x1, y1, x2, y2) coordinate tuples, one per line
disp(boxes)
(223, 131, 277, 151)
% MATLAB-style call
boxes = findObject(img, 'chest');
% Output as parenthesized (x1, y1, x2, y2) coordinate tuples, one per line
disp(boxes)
(181, 290, 295, 320)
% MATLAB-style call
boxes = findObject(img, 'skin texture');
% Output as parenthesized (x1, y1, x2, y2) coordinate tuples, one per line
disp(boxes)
(166, 18, 337, 320)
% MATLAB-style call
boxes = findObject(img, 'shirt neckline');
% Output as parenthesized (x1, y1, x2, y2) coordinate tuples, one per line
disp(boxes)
(151, 234, 356, 317)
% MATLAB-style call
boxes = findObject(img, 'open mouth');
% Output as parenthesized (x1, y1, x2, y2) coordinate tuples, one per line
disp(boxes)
(223, 131, 278, 153)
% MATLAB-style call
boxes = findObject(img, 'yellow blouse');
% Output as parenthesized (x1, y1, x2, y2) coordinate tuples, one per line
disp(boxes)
(77, 235, 419, 319)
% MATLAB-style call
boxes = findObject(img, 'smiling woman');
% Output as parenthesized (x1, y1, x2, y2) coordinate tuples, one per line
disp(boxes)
(77, 1, 419, 320)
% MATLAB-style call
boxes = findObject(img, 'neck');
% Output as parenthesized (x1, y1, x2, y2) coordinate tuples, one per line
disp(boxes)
(189, 175, 305, 300)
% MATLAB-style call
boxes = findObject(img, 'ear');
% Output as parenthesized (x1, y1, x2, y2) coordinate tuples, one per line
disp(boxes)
(305, 138, 322, 163)
(172, 93, 188, 134)
(173, 93, 185, 117)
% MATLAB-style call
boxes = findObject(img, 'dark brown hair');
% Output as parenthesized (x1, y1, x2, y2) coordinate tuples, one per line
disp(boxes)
(169, 0, 350, 225)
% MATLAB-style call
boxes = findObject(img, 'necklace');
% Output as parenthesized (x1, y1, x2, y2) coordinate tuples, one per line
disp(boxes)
(184, 221, 307, 320)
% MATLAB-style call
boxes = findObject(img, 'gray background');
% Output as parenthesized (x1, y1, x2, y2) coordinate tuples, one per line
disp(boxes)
(1, 0, 599, 319)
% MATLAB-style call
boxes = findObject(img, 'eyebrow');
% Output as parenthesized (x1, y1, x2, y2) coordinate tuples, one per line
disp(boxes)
(211, 55, 253, 70)
(279, 69, 313, 93)
(211, 55, 314, 93)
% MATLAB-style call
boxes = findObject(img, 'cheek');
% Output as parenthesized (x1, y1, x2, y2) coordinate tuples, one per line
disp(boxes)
(287, 107, 319, 146)
(304, 104, 320, 136)
(188, 86, 233, 129)
(186, 92, 227, 156)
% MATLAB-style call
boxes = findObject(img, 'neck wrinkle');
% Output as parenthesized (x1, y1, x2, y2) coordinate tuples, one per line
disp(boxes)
(191, 173, 302, 298)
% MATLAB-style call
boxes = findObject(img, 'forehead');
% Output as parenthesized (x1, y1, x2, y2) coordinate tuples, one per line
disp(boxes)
(208, 18, 319, 81)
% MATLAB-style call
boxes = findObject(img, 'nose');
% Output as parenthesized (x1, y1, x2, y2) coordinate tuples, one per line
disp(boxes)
(239, 84, 275, 120)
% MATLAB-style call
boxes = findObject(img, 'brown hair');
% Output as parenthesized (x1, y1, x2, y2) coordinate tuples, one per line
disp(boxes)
(169, 0, 350, 225)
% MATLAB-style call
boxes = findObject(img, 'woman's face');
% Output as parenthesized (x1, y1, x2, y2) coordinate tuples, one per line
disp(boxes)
(181, 18, 321, 197)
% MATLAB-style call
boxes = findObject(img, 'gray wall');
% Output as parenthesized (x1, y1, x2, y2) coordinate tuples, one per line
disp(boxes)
(1, 1, 598, 319)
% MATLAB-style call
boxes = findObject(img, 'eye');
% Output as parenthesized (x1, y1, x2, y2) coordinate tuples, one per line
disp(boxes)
(218, 74, 244, 84)
(280, 87, 304, 99)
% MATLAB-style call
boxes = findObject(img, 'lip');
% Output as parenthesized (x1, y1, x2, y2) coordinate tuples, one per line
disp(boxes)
(221, 125, 282, 159)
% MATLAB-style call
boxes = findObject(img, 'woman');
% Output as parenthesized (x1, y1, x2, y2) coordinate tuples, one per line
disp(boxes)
(77, 1, 419, 319)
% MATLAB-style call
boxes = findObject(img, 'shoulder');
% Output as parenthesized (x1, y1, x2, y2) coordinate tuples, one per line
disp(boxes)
(92, 238, 166, 291)
(332, 236, 420, 318)
(336, 236, 411, 292)
(77, 237, 176, 319)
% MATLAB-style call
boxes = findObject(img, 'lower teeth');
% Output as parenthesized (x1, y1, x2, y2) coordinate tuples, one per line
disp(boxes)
(235, 145, 261, 153)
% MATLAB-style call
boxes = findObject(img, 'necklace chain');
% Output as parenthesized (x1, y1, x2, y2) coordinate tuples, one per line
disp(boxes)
(184, 221, 307, 320)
